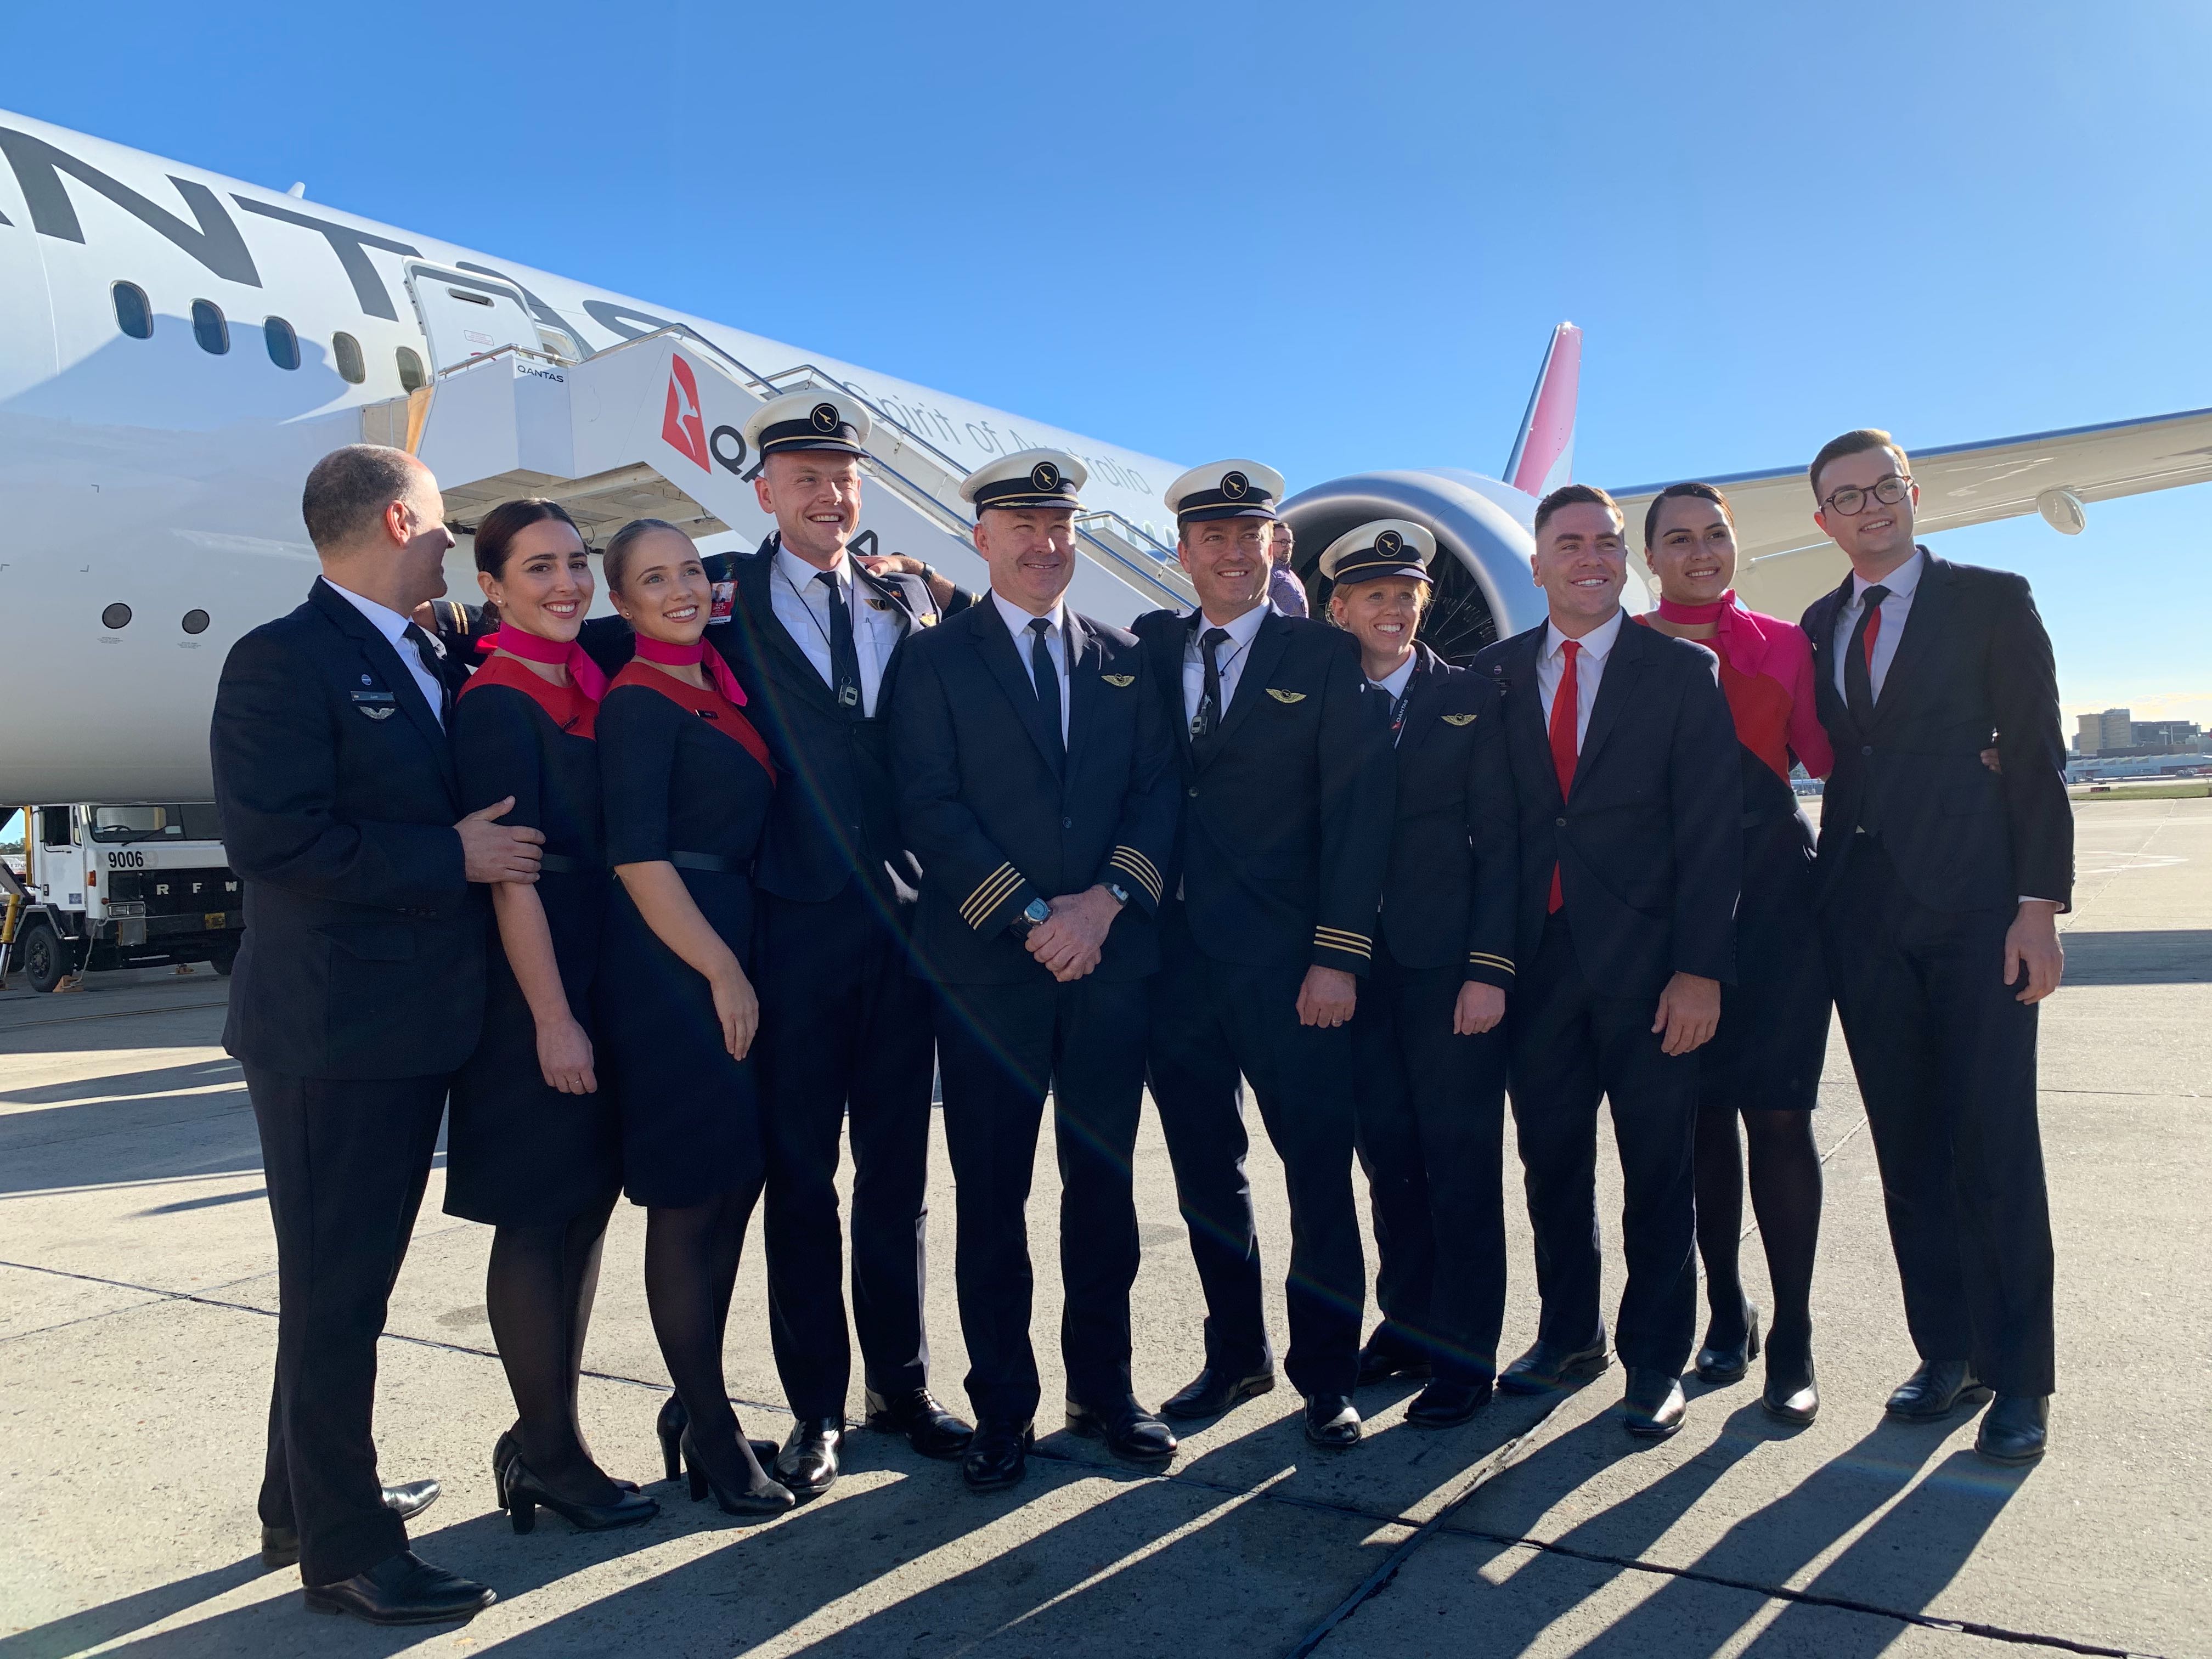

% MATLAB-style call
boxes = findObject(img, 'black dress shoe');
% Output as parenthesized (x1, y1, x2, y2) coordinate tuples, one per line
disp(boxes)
(302, 1550, 493, 1625)
(1884, 1359, 1992, 1423)
(1304, 1394, 1362, 1448)
(1406, 1377, 1494, 1429)
(1622, 1369, 1688, 1440)
(1694, 1300, 1762, 1385)
(261, 1480, 442, 1569)
(773, 1418, 845, 1498)
(962, 1419, 1034, 1492)
(1066, 1398, 1178, 1466)
(1762, 1360, 1820, 1426)
(866, 1387, 974, 1460)
(1356, 1335, 1432, 1387)
(499, 1454, 659, 1534)
(649, 1396, 775, 1482)
(1160, 1364, 1277, 1420)
(1975, 1395, 2049, 1465)
(1499, 1337, 1610, 1395)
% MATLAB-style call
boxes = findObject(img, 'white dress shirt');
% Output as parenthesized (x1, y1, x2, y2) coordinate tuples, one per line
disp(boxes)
(325, 577, 444, 726)
(769, 544, 902, 717)
(1180, 601, 1270, 729)
(1535, 608, 1624, 749)
(991, 590, 1070, 745)
(1831, 546, 1925, 703)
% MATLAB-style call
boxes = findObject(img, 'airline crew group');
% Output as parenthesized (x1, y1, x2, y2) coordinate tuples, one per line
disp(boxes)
(207, 407, 2071, 1626)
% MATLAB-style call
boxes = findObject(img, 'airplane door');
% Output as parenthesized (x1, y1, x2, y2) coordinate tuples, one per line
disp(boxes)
(403, 265, 540, 373)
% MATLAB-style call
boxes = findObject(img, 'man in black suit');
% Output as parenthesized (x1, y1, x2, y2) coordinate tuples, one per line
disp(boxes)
(212, 444, 544, 1624)
(891, 449, 1181, 1491)
(1133, 459, 1394, 1449)
(1799, 428, 2070, 1465)
(1472, 483, 1740, 1441)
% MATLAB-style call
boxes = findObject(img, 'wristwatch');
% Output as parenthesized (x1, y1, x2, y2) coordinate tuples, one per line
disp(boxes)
(1103, 881, 1131, 907)
(1013, 897, 1052, 937)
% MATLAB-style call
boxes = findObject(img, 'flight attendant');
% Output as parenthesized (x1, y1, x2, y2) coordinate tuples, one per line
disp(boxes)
(1636, 483, 1831, 1426)
(445, 499, 654, 1533)
(596, 517, 793, 1516)
(1322, 523, 1517, 1430)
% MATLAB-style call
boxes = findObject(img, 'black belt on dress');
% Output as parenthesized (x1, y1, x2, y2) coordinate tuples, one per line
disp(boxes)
(669, 850, 740, 874)
(537, 852, 593, 874)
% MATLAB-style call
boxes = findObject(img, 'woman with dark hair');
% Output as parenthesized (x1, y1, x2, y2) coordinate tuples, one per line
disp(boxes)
(1638, 482, 1831, 1424)
(447, 498, 656, 1532)
(595, 518, 793, 1515)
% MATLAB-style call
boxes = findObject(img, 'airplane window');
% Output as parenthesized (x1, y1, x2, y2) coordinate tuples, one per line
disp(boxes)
(101, 602, 132, 629)
(112, 282, 153, 340)
(264, 317, 300, 371)
(191, 301, 229, 355)
(182, 608, 210, 635)
(396, 347, 427, 393)
(332, 331, 366, 385)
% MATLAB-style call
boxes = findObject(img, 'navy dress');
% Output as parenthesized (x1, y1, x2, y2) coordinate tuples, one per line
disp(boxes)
(445, 657, 621, 1226)
(596, 660, 777, 1208)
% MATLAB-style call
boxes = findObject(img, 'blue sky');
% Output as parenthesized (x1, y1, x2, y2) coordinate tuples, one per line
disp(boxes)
(3, 0, 2209, 726)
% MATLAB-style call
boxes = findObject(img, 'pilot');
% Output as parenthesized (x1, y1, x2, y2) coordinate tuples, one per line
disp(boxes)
(1131, 460, 1393, 1448)
(1318, 521, 1517, 1429)
(890, 449, 1182, 1491)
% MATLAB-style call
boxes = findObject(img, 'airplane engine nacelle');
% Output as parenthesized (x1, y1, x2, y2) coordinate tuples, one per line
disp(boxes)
(1280, 468, 1558, 663)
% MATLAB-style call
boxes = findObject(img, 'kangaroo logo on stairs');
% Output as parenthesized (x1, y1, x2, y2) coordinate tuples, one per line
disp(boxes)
(662, 355, 710, 471)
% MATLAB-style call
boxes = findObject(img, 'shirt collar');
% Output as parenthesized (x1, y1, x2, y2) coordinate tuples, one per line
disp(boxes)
(323, 575, 414, 646)
(1543, 606, 1624, 664)
(1850, 546, 1925, 604)
(1368, 653, 1418, 700)
(1188, 600, 1269, 651)
(992, 589, 1065, 642)
(775, 542, 848, 595)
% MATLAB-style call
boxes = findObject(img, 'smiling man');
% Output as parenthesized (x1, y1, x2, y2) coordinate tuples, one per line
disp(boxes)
(891, 449, 1180, 1492)
(1799, 428, 2071, 1465)
(1472, 483, 1740, 1442)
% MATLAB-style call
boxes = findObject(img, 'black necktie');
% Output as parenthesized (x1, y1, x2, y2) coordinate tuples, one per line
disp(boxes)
(1844, 583, 1890, 727)
(1028, 617, 1064, 771)
(1193, 625, 1230, 742)
(816, 569, 864, 715)
(402, 621, 452, 725)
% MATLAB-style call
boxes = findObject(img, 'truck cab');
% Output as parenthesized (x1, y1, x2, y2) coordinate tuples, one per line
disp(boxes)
(5, 804, 242, 991)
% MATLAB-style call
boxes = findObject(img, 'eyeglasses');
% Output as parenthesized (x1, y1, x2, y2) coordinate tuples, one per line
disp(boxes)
(1821, 474, 1912, 516)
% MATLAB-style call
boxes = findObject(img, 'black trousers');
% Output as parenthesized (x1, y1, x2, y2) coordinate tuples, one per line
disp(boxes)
(1353, 947, 1509, 1384)
(755, 884, 935, 1419)
(1823, 837, 2056, 1396)
(933, 974, 1147, 1425)
(1146, 905, 1364, 1398)
(1508, 912, 1699, 1375)
(247, 1067, 447, 1585)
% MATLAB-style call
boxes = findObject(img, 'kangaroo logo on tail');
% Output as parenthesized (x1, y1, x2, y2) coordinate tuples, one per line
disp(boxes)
(663, 355, 710, 472)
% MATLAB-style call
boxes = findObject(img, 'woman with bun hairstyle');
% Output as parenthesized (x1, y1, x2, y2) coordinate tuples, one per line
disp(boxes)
(447, 498, 655, 1533)
(1637, 482, 1831, 1425)
(595, 517, 793, 1516)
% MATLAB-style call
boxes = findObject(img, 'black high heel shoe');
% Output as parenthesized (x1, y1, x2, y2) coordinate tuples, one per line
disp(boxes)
(497, 1425, 642, 1494)
(499, 1453, 660, 1535)
(678, 1427, 795, 1516)
(1693, 1300, 1762, 1385)
(654, 1395, 778, 1483)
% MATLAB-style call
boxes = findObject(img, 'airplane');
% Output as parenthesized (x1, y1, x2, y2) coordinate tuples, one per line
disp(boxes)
(5, 104, 2212, 804)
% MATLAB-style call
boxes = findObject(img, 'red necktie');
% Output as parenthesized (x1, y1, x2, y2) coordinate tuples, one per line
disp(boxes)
(1861, 603, 1882, 669)
(1547, 640, 1580, 914)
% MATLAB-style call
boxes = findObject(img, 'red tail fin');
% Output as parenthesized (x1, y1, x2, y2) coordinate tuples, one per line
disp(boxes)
(1504, 323, 1582, 498)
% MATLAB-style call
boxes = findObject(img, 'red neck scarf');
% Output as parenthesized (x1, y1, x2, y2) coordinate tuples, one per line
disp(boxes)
(1655, 592, 1731, 626)
(633, 633, 747, 707)
(477, 624, 608, 702)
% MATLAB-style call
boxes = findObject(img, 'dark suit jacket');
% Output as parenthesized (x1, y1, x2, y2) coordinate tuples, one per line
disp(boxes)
(580, 534, 971, 907)
(1131, 606, 1393, 977)
(1371, 644, 1519, 988)
(1472, 614, 1740, 999)
(1801, 549, 2072, 912)
(210, 577, 486, 1079)
(891, 600, 1179, 984)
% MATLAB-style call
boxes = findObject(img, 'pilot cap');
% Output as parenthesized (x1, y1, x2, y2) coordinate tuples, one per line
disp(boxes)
(961, 448, 1088, 513)
(1166, 459, 1286, 524)
(743, 389, 871, 459)
(1319, 520, 1436, 586)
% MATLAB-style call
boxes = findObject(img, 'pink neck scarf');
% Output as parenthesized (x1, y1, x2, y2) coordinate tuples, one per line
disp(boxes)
(1655, 594, 1730, 626)
(632, 633, 747, 706)
(478, 624, 608, 702)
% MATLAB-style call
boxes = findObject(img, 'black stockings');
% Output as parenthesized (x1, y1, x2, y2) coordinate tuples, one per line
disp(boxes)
(1694, 1104, 1821, 1366)
(486, 1192, 620, 1503)
(644, 1182, 775, 1494)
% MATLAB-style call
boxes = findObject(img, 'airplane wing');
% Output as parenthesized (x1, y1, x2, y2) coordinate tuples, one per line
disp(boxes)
(1608, 406, 2212, 620)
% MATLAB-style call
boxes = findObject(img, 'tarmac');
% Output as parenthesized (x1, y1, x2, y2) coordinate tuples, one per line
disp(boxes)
(0, 794, 2205, 1658)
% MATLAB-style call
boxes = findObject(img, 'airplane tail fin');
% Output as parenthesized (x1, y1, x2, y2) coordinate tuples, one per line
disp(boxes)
(1503, 321, 1582, 498)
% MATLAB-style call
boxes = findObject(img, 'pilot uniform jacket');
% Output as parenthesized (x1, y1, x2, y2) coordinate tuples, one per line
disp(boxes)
(1131, 607, 1393, 976)
(1801, 551, 2073, 912)
(211, 575, 486, 1080)
(892, 601, 1178, 984)
(1474, 616, 1741, 1001)
(1373, 645, 1517, 986)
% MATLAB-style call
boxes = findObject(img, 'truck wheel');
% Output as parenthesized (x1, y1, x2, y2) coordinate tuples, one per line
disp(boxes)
(211, 944, 238, 977)
(20, 921, 68, 994)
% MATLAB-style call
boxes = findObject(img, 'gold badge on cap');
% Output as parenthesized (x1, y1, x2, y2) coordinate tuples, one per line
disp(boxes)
(1377, 529, 1403, 555)
(1031, 461, 1060, 490)
(1221, 471, 1249, 500)
(810, 402, 840, 432)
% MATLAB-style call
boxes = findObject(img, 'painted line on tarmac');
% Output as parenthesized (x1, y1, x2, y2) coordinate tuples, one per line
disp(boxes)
(0, 998, 229, 1032)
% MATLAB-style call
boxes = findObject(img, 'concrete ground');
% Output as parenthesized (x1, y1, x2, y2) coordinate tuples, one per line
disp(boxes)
(0, 795, 2205, 1658)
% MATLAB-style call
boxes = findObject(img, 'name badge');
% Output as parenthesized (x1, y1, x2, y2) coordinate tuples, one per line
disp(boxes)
(351, 689, 397, 719)
(709, 579, 736, 624)
(839, 685, 861, 708)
